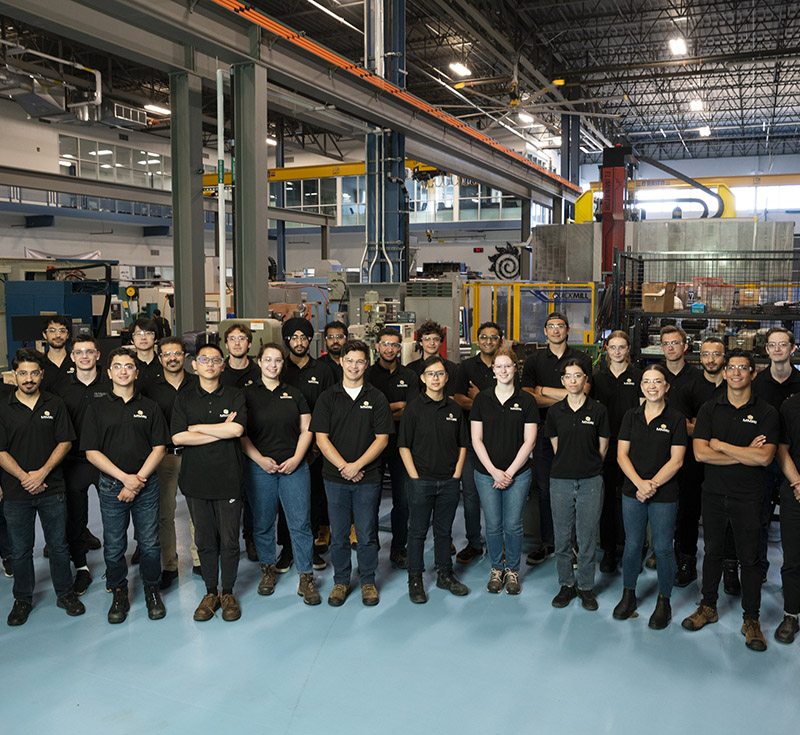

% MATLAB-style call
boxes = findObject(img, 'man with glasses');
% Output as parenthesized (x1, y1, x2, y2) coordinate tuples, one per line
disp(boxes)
(310, 340, 392, 607)
(141, 337, 198, 589)
(319, 321, 347, 382)
(128, 317, 162, 389)
(52, 334, 111, 595)
(407, 320, 458, 397)
(365, 327, 419, 569)
(83, 347, 168, 624)
(172, 343, 247, 622)
(684, 349, 778, 651)
(522, 312, 592, 566)
(0, 348, 83, 625)
(40, 316, 75, 393)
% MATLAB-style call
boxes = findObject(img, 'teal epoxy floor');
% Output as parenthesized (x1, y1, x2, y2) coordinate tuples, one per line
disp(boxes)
(1, 493, 796, 735)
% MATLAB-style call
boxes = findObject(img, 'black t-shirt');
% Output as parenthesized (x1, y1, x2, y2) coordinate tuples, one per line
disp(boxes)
(521, 345, 593, 424)
(219, 357, 261, 390)
(283, 356, 335, 411)
(134, 354, 162, 390)
(397, 393, 467, 480)
(676, 373, 726, 419)
(171, 382, 247, 499)
(407, 356, 459, 397)
(309, 382, 394, 484)
(752, 366, 800, 412)
(779, 393, 800, 468)
(618, 404, 687, 502)
(693, 392, 779, 500)
(244, 381, 310, 464)
(0, 390, 75, 500)
(663, 362, 701, 419)
(470, 387, 539, 477)
(318, 353, 343, 382)
(53, 371, 113, 460)
(365, 361, 420, 451)
(591, 363, 643, 438)
(81, 392, 168, 476)
(41, 353, 75, 393)
(140, 372, 198, 447)
(546, 396, 610, 479)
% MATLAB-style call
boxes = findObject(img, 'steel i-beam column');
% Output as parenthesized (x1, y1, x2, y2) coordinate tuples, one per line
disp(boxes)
(232, 61, 270, 316)
(275, 119, 286, 280)
(169, 71, 206, 336)
(561, 113, 581, 222)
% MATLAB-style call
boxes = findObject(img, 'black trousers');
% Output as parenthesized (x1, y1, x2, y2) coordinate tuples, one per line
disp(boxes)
(600, 442, 624, 554)
(186, 496, 242, 591)
(701, 491, 761, 618)
(675, 452, 703, 556)
(64, 458, 99, 568)
(779, 481, 800, 615)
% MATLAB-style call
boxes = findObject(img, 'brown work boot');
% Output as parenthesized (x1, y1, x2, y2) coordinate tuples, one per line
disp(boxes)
(315, 525, 331, 552)
(681, 603, 718, 631)
(220, 593, 241, 621)
(741, 617, 767, 651)
(298, 573, 321, 606)
(361, 583, 380, 606)
(328, 583, 351, 607)
(193, 593, 220, 622)
(258, 563, 277, 596)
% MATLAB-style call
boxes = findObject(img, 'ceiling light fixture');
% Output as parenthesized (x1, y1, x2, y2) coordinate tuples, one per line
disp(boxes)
(552, 78, 566, 86)
(144, 104, 171, 116)
(266, 137, 278, 146)
(304, 0, 362, 34)
(690, 99, 704, 112)
(669, 37, 687, 56)
(699, 126, 711, 137)
(518, 112, 534, 124)
(449, 62, 471, 77)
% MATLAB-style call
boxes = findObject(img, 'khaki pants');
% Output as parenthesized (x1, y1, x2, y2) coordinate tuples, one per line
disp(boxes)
(156, 454, 200, 570)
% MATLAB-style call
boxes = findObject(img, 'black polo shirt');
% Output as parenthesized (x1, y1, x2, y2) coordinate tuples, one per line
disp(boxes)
(171, 382, 247, 499)
(53, 371, 113, 460)
(309, 381, 394, 484)
(81, 391, 168, 476)
(0, 390, 75, 501)
(470, 387, 539, 477)
(244, 381, 310, 464)
(407, 356, 459, 397)
(365, 361, 420, 451)
(398, 393, 467, 480)
(134, 354, 162, 389)
(318, 353, 343, 382)
(141, 372, 197, 447)
(693, 392, 779, 500)
(676, 373, 726, 419)
(521, 345, 593, 424)
(663, 362, 701, 419)
(284, 356, 335, 410)
(546, 396, 610, 479)
(41, 353, 75, 393)
(219, 357, 261, 390)
(591, 364, 643, 438)
(779, 393, 800, 467)
(618, 404, 687, 502)
(752, 365, 800, 412)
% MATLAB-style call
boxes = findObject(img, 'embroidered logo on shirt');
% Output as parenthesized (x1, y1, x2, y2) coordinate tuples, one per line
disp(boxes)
(40, 410, 54, 420)
(742, 414, 758, 425)
(308, 376, 319, 384)
(446, 412, 458, 422)
(245, 379, 254, 387)
(581, 416, 595, 425)
(510, 402, 522, 411)
(133, 409, 148, 419)
(398, 380, 407, 387)
(656, 423, 670, 433)
(280, 392, 292, 399)
(360, 401, 373, 410)
(625, 379, 634, 385)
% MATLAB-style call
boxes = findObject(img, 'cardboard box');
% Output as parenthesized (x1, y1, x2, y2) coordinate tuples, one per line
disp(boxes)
(739, 288, 760, 306)
(642, 282, 677, 313)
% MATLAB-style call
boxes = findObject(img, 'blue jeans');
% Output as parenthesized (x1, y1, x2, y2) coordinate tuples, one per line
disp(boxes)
(550, 476, 604, 590)
(324, 480, 381, 586)
(3, 493, 73, 603)
(98, 474, 161, 590)
(474, 468, 531, 572)
(621, 495, 677, 597)
(245, 460, 313, 574)
(459, 447, 483, 548)
(407, 477, 461, 573)
(533, 435, 555, 547)
(383, 451, 409, 550)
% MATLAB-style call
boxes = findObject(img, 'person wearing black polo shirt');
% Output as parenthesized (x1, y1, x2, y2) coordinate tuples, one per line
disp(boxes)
(591, 330, 642, 573)
(683, 349, 778, 652)
(53, 333, 111, 596)
(172, 343, 247, 622)
(242, 343, 320, 605)
(83, 347, 168, 624)
(407, 320, 458, 397)
(613, 364, 686, 629)
(0, 348, 83, 625)
(522, 312, 593, 567)
(399, 355, 468, 603)
(0, 381, 11, 578)
(281, 317, 334, 573)
(452, 320, 504, 563)
(547, 359, 610, 611)
(775, 391, 800, 644)
(472, 347, 538, 595)
(129, 317, 161, 389)
(40, 315, 75, 393)
(319, 320, 346, 382)
(141, 336, 199, 589)
(365, 326, 419, 569)
(310, 340, 393, 607)
(753, 326, 800, 577)
(152, 308, 171, 340)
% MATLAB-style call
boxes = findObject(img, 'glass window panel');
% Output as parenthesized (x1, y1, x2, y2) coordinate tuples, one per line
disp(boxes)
(98, 163, 115, 182)
(116, 167, 132, 185)
(79, 139, 97, 160)
(162, 156, 172, 175)
(115, 146, 131, 167)
(163, 176, 171, 192)
(132, 170, 149, 188)
(133, 151, 148, 171)
(321, 178, 337, 205)
(80, 160, 98, 179)
(59, 135, 78, 159)
(303, 179, 319, 209)
(284, 180, 301, 207)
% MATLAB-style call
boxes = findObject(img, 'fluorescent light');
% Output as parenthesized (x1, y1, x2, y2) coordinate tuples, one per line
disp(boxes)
(552, 136, 562, 147)
(115, 163, 123, 167)
(266, 137, 278, 146)
(699, 126, 711, 137)
(449, 62, 471, 77)
(147, 153, 160, 159)
(62, 154, 75, 159)
(144, 104, 171, 115)
(59, 160, 73, 167)
(100, 164, 113, 169)
(89, 149, 113, 156)
(669, 37, 687, 56)
(137, 160, 148, 165)
(303, 0, 362, 34)
(690, 99, 704, 111)
(518, 112, 534, 124)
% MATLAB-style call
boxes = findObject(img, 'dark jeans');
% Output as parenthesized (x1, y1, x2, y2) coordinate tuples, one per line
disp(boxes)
(277, 457, 331, 549)
(701, 491, 761, 618)
(3, 493, 73, 603)
(186, 496, 242, 591)
(622, 496, 677, 597)
(324, 480, 381, 586)
(64, 458, 99, 568)
(475, 469, 531, 572)
(675, 452, 703, 556)
(407, 477, 461, 573)
(532, 433, 555, 547)
(459, 447, 483, 548)
(779, 481, 800, 615)
(383, 450, 409, 550)
(0, 499, 11, 559)
(98, 474, 161, 590)
(760, 460, 783, 573)
(600, 444, 624, 554)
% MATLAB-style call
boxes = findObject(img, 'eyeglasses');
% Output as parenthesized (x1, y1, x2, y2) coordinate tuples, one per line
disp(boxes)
(478, 334, 501, 342)
(343, 357, 367, 366)
(563, 373, 585, 381)
(700, 351, 724, 358)
(14, 370, 42, 378)
(421, 335, 441, 343)
(725, 364, 752, 372)
(642, 379, 665, 385)
(133, 330, 155, 338)
(423, 370, 446, 378)
(196, 356, 224, 366)
(161, 351, 184, 358)
(661, 340, 683, 347)
(545, 323, 567, 330)
(325, 334, 346, 341)
(73, 349, 97, 356)
(110, 363, 136, 371)
(767, 342, 791, 350)
(46, 327, 68, 335)
(260, 357, 284, 364)
(227, 335, 248, 343)
(289, 335, 310, 343)
(378, 341, 401, 349)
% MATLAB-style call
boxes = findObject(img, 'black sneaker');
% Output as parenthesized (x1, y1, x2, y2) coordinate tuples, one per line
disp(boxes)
(2, 557, 13, 578)
(674, 554, 697, 587)
(408, 573, 427, 604)
(436, 569, 469, 596)
(552, 585, 577, 608)
(131, 546, 141, 565)
(73, 569, 92, 596)
(577, 588, 599, 611)
(160, 569, 179, 591)
(526, 543, 555, 566)
(108, 588, 130, 624)
(312, 551, 327, 571)
(7, 599, 32, 626)
(276, 548, 293, 574)
(390, 548, 408, 569)
(57, 592, 86, 617)
(144, 585, 166, 620)
(599, 550, 617, 573)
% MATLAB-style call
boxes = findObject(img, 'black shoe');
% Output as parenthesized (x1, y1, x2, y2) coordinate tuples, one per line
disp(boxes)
(526, 543, 555, 566)
(160, 569, 179, 591)
(244, 533, 258, 563)
(73, 569, 92, 596)
(599, 550, 617, 574)
(436, 569, 469, 596)
(648, 595, 672, 630)
(276, 548, 293, 574)
(312, 551, 327, 571)
(612, 588, 637, 620)
(57, 592, 86, 617)
(192, 565, 202, 577)
(723, 560, 741, 596)
(131, 546, 141, 565)
(456, 545, 482, 564)
(108, 588, 130, 624)
(774, 614, 799, 644)
(83, 528, 102, 551)
(144, 585, 166, 620)
(577, 588, 598, 611)
(2, 557, 12, 578)
(674, 554, 697, 587)
(7, 599, 32, 626)
(43, 544, 49, 559)
(390, 548, 408, 570)
(552, 585, 577, 608)
(408, 573, 427, 604)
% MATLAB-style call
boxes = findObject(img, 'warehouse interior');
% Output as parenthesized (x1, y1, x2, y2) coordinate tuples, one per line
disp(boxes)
(1, 1, 799, 733)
